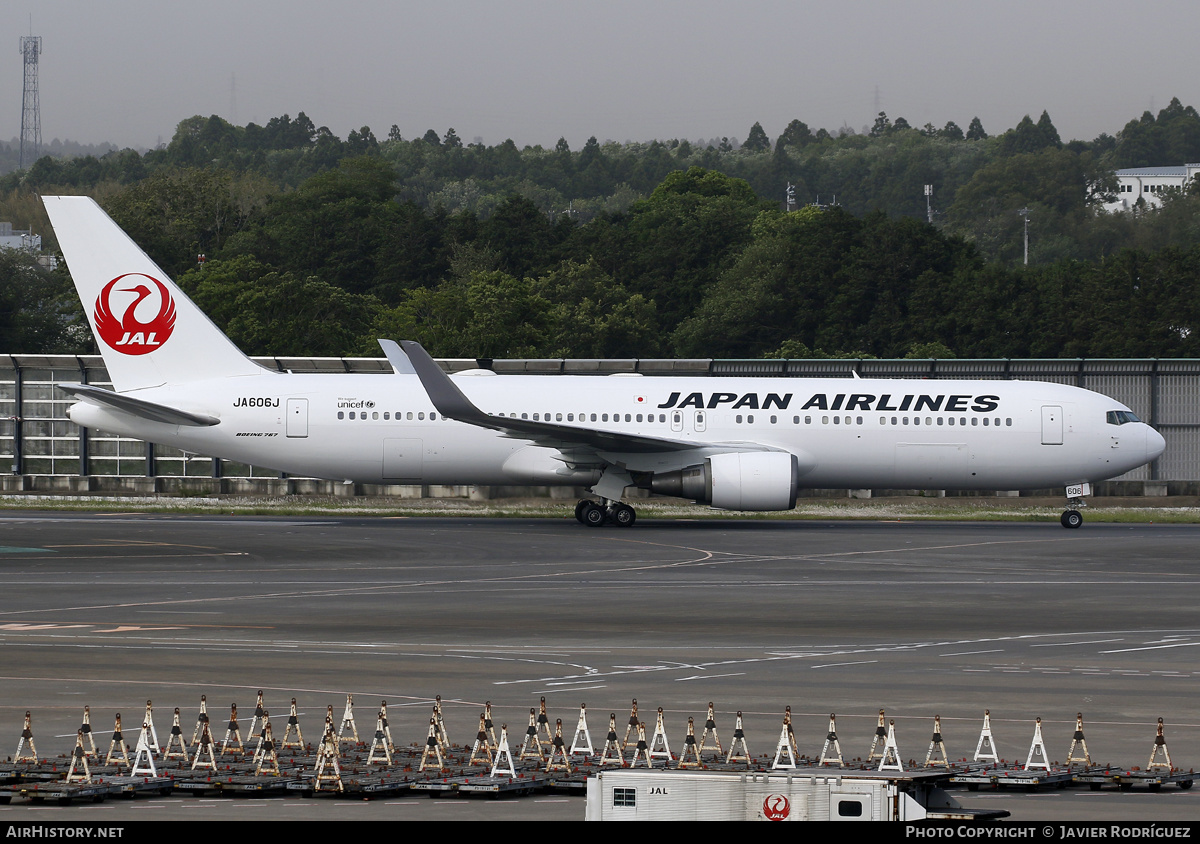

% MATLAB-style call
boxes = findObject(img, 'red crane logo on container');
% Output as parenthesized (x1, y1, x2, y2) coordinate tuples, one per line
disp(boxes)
(762, 793, 790, 821)
(94, 274, 176, 355)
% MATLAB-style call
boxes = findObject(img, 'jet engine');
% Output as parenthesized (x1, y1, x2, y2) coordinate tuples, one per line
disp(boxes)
(649, 452, 801, 511)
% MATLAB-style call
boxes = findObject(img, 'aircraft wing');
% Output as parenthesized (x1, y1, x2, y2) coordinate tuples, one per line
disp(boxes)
(58, 383, 220, 427)
(397, 340, 705, 454)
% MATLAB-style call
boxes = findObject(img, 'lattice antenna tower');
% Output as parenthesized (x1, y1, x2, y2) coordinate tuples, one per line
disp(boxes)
(19, 32, 43, 169)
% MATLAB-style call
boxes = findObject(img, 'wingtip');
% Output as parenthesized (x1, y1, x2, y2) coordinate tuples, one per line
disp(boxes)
(378, 338, 416, 375)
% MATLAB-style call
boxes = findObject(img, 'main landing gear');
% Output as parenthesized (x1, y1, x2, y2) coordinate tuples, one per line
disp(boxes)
(575, 499, 637, 528)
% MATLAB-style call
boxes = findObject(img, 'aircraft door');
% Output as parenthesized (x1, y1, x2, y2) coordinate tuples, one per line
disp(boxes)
(286, 398, 309, 438)
(694, 410, 707, 432)
(383, 438, 423, 481)
(1041, 406, 1063, 445)
(671, 411, 683, 432)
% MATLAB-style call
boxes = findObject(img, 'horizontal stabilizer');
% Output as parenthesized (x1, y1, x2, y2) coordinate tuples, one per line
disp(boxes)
(58, 384, 220, 427)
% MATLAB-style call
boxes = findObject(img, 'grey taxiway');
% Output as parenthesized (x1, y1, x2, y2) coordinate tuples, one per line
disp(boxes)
(0, 511, 1198, 821)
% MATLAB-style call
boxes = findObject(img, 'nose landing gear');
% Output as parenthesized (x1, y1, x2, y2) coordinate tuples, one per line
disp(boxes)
(1060, 484, 1090, 529)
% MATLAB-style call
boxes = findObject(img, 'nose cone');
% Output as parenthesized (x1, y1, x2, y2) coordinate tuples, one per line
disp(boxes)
(1147, 425, 1167, 462)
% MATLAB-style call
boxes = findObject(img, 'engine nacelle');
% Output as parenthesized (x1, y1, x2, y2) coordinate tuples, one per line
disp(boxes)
(650, 451, 801, 511)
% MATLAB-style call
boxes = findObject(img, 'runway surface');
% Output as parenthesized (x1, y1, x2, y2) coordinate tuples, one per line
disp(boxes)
(1, 511, 1198, 821)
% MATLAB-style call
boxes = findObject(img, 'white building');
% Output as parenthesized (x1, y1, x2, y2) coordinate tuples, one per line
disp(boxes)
(1104, 163, 1200, 211)
(0, 222, 56, 269)
(0, 222, 42, 252)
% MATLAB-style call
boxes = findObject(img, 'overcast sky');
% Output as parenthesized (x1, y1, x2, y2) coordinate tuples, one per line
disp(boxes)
(6, 0, 1199, 151)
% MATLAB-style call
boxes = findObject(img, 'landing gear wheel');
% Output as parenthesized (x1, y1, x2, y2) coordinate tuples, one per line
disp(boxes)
(611, 503, 637, 527)
(1061, 509, 1083, 529)
(575, 499, 591, 524)
(582, 502, 607, 527)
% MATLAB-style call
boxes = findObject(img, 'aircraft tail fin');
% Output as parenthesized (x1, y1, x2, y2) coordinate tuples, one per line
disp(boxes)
(43, 195, 268, 392)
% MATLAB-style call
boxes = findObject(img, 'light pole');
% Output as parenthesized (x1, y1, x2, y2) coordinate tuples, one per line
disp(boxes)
(1018, 207, 1031, 266)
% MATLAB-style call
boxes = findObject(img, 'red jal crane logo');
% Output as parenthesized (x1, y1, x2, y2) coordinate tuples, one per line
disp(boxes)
(94, 274, 176, 355)
(762, 793, 790, 821)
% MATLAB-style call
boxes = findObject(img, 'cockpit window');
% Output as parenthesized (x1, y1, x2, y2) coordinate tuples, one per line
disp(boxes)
(1106, 410, 1142, 425)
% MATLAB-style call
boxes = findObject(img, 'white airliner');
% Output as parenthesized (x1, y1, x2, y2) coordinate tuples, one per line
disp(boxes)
(43, 195, 1165, 529)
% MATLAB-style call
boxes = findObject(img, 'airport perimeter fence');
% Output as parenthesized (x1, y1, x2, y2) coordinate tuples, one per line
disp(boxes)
(2, 354, 1199, 497)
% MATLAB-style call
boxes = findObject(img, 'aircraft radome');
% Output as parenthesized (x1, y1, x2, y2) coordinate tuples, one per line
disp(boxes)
(43, 195, 1166, 529)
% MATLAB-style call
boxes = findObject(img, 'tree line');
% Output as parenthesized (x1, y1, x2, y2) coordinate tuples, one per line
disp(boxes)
(4, 101, 1200, 360)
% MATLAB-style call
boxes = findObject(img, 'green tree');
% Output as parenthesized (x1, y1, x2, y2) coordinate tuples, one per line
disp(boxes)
(534, 260, 660, 357)
(103, 167, 276, 278)
(176, 255, 382, 356)
(379, 270, 550, 358)
(776, 119, 813, 150)
(235, 156, 398, 294)
(615, 167, 770, 330)
(1036, 111, 1062, 148)
(941, 121, 965, 141)
(0, 251, 87, 352)
(743, 122, 771, 152)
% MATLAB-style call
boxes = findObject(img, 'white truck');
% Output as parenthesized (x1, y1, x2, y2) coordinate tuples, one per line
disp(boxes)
(585, 767, 1009, 821)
